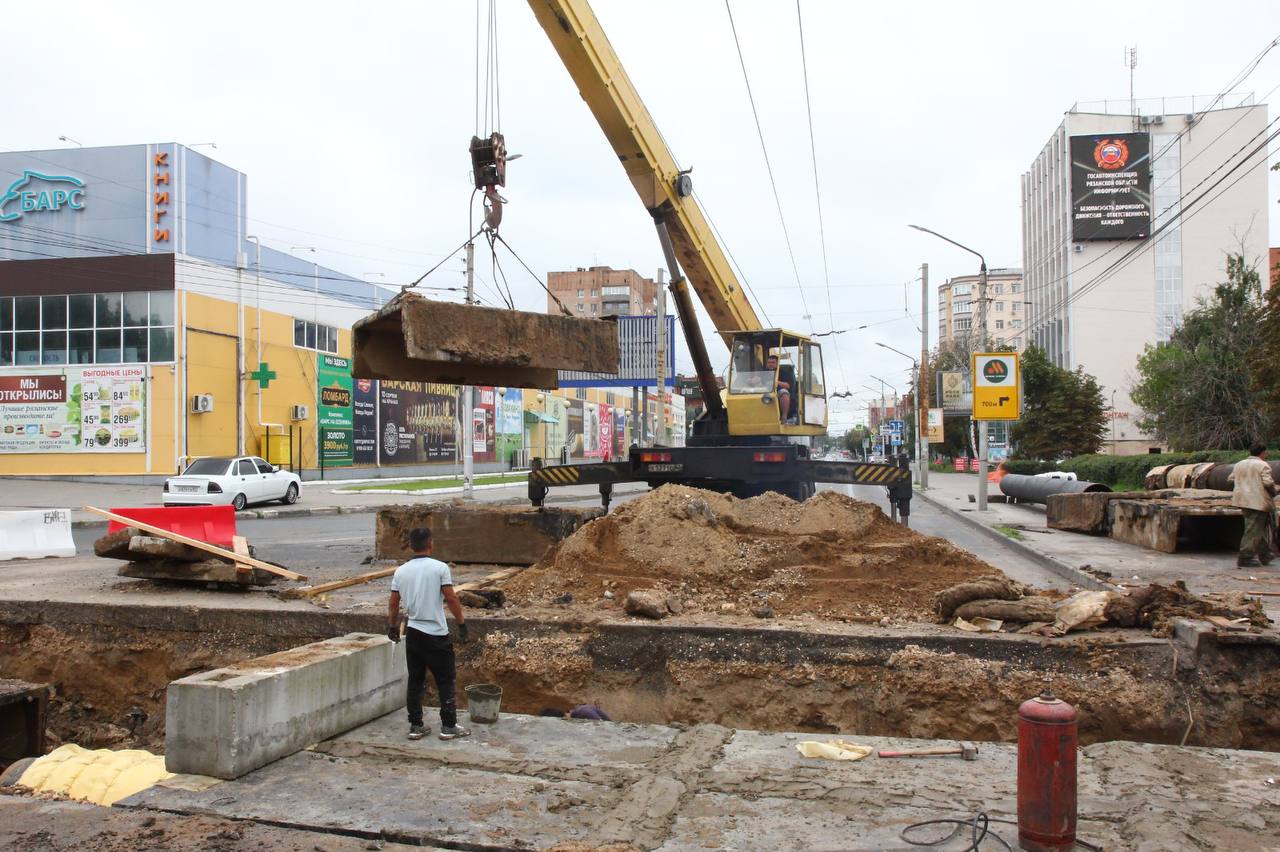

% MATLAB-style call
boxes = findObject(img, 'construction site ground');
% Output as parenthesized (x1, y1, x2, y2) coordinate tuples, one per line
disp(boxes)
(920, 471, 1280, 617)
(3, 479, 1280, 849)
(6, 710, 1278, 851)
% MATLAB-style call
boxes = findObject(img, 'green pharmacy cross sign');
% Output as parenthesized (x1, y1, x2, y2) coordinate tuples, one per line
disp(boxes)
(249, 362, 277, 389)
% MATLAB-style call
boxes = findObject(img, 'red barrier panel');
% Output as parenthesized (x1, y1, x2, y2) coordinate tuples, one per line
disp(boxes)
(107, 506, 237, 548)
(953, 458, 967, 472)
(969, 458, 981, 472)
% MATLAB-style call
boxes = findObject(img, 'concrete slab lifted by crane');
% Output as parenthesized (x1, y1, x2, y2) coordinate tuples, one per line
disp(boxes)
(352, 290, 620, 389)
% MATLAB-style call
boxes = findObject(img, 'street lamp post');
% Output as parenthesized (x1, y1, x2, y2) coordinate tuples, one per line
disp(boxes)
(875, 341, 925, 486)
(909, 224, 990, 510)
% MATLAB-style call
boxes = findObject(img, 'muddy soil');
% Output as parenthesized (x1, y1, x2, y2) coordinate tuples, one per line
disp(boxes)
(505, 486, 1018, 623)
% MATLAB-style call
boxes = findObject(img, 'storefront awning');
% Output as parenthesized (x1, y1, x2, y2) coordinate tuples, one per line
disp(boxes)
(523, 410, 559, 424)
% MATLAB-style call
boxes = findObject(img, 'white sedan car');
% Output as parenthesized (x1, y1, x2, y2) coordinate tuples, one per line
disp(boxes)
(164, 456, 302, 510)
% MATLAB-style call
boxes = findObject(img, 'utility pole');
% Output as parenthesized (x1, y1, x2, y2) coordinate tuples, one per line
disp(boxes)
(919, 262, 929, 489)
(654, 268, 668, 447)
(462, 241, 475, 498)
(976, 261, 989, 511)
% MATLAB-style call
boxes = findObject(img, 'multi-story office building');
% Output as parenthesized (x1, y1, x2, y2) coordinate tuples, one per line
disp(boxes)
(936, 268, 1025, 351)
(1021, 96, 1269, 453)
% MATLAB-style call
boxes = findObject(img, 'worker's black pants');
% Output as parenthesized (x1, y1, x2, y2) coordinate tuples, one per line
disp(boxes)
(405, 627, 457, 729)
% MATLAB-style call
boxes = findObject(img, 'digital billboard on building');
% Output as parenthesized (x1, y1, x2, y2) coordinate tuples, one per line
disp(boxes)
(1069, 132, 1152, 241)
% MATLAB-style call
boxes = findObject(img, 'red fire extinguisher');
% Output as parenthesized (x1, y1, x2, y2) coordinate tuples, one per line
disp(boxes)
(1017, 689, 1077, 852)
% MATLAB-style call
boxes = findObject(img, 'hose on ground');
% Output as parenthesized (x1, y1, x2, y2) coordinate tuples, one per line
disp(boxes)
(899, 812, 1102, 851)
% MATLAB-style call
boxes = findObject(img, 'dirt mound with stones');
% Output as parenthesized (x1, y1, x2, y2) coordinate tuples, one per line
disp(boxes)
(504, 485, 1015, 623)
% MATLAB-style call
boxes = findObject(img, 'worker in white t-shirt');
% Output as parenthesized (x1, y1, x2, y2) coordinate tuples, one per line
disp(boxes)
(387, 527, 470, 741)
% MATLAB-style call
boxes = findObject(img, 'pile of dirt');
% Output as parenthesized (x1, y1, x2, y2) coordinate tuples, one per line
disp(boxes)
(503, 485, 1014, 623)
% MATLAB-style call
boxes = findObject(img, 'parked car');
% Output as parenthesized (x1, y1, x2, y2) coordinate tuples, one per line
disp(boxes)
(164, 456, 301, 510)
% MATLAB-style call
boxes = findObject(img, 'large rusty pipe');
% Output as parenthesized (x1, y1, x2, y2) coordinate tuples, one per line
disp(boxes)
(999, 474, 1111, 504)
(1198, 460, 1280, 492)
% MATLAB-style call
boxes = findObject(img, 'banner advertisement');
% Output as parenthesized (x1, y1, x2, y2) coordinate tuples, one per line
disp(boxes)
(545, 396, 568, 460)
(317, 354, 354, 467)
(613, 408, 627, 458)
(583, 402, 601, 458)
(1070, 132, 1152, 241)
(598, 403, 612, 461)
(471, 387, 495, 463)
(567, 399, 584, 457)
(972, 352, 1022, 421)
(378, 381, 459, 464)
(352, 378, 377, 465)
(0, 366, 146, 454)
(496, 388, 522, 465)
(925, 408, 945, 444)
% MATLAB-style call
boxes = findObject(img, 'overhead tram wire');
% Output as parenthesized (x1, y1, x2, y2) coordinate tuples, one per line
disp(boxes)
(794, 0, 849, 393)
(724, 0, 814, 334)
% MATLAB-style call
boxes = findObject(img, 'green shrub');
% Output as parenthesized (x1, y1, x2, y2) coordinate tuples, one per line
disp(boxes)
(1063, 451, 1245, 486)
(1003, 458, 1060, 476)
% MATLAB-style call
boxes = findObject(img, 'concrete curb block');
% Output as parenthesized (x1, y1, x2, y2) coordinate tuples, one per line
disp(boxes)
(915, 491, 1111, 591)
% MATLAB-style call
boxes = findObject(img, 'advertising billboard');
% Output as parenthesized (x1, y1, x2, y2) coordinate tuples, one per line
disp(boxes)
(352, 378, 377, 465)
(0, 366, 146, 453)
(378, 381, 459, 464)
(317, 354, 353, 467)
(0, 363, 146, 450)
(1070, 133, 1152, 241)
(496, 388, 523, 465)
(972, 352, 1021, 421)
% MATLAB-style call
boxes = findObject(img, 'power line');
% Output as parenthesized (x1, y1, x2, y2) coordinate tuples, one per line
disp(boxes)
(724, 0, 813, 333)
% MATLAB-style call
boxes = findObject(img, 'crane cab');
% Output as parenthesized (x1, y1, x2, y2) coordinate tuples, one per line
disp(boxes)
(724, 330, 827, 437)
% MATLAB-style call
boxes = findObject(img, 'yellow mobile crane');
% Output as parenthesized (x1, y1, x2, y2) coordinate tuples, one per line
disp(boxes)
(522, 0, 911, 507)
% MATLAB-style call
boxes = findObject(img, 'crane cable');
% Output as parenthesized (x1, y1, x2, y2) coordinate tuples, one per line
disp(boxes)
(725, 0, 814, 334)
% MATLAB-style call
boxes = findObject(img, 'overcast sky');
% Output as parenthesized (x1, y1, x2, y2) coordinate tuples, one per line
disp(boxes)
(5, 1, 1278, 431)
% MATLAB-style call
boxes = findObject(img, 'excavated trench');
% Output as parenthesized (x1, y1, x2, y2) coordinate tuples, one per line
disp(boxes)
(2, 601, 1279, 756)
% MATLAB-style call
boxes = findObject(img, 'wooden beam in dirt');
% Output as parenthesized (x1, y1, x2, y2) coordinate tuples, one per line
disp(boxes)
(83, 506, 306, 582)
(281, 564, 526, 601)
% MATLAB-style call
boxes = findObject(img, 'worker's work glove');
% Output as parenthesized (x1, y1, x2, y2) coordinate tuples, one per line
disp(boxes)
(387, 622, 401, 643)
(457, 622, 470, 645)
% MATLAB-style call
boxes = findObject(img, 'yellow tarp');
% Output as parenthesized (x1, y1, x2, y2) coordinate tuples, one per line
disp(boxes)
(17, 743, 173, 806)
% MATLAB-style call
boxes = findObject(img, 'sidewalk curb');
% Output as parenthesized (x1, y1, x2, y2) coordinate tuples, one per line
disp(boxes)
(915, 490, 1111, 591)
(67, 486, 643, 529)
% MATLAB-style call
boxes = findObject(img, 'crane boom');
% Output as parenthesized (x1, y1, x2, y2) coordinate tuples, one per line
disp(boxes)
(527, 0, 762, 339)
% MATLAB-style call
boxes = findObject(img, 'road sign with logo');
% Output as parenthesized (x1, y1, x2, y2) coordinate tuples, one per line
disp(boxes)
(937, 371, 969, 413)
(924, 408, 944, 443)
(971, 353, 1021, 421)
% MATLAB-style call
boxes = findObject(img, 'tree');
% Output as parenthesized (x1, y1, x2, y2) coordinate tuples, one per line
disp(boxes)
(1252, 227, 1280, 436)
(1131, 254, 1268, 450)
(1010, 346, 1106, 459)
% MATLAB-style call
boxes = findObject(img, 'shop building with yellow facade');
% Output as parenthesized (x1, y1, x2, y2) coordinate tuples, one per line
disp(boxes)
(0, 144, 680, 480)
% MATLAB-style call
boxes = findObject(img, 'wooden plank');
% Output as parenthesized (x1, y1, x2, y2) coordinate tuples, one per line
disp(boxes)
(280, 566, 397, 600)
(83, 506, 306, 581)
(281, 564, 527, 601)
(232, 535, 252, 577)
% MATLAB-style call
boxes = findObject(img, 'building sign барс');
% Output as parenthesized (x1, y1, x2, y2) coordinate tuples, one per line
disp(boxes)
(1070, 133, 1152, 241)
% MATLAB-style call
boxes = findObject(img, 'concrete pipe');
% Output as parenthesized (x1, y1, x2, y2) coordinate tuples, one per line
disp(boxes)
(999, 473, 1111, 504)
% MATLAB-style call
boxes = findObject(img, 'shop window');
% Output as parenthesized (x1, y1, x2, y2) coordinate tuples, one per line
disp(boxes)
(96, 293, 122, 327)
(15, 332, 39, 365)
(42, 331, 67, 365)
(123, 328, 148, 363)
(42, 296, 67, 330)
(96, 329, 122, 363)
(69, 294, 94, 329)
(68, 330, 94, 364)
(150, 328, 175, 362)
(2, 291, 173, 366)
(16, 297, 39, 331)
(293, 318, 338, 354)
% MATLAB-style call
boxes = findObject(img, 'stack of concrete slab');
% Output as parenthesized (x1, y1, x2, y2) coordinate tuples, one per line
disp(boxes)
(93, 526, 276, 586)
(376, 504, 601, 565)
(165, 633, 406, 779)
(1047, 489, 1249, 553)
